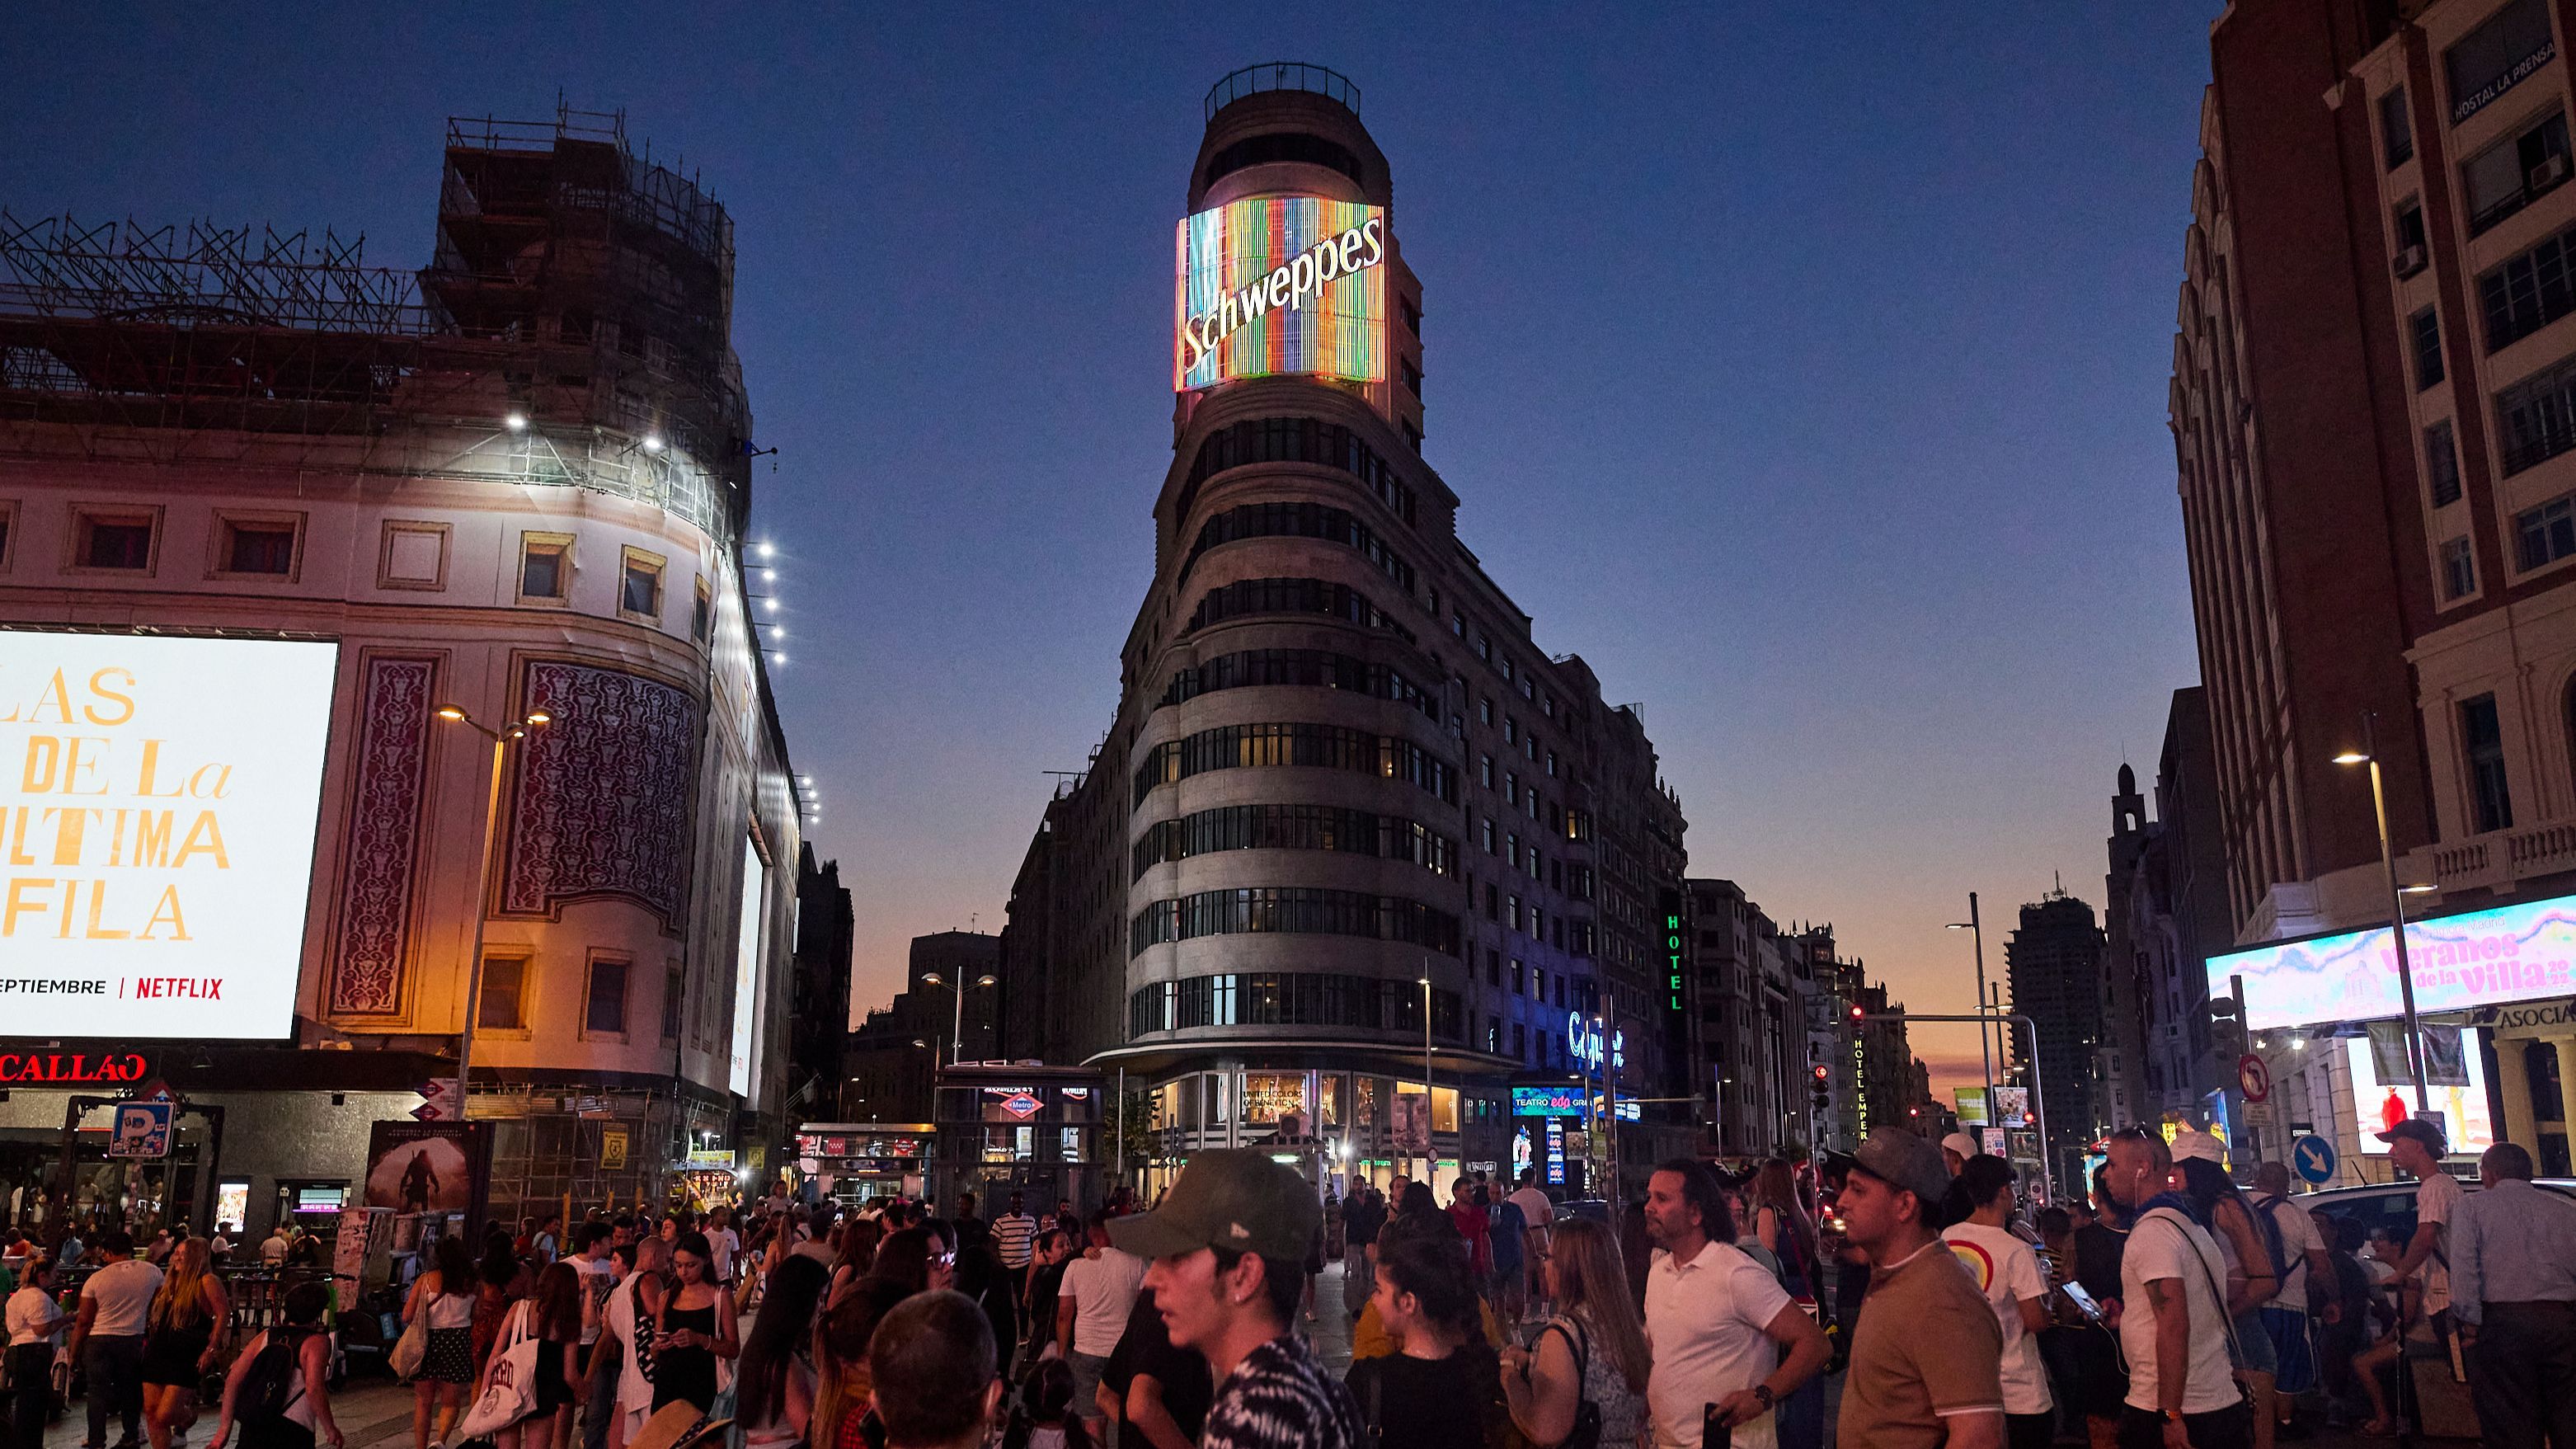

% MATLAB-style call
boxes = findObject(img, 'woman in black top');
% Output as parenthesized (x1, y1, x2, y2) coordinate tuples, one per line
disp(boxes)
(1345, 1234, 1506, 1449)
(498, 1263, 582, 1449)
(652, 1232, 738, 1412)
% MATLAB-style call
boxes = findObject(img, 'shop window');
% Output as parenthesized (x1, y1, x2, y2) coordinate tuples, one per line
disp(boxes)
(620, 548, 665, 621)
(585, 957, 630, 1037)
(73, 507, 157, 572)
(478, 956, 529, 1030)
(519, 531, 572, 603)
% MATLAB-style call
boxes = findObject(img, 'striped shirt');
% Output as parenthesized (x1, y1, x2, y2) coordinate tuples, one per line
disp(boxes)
(990, 1211, 1039, 1268)
(1201, 1332, 1363, 1449)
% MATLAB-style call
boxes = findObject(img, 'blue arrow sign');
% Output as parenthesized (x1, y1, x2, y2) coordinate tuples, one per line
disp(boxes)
(2292, 1134, 2338, 1185)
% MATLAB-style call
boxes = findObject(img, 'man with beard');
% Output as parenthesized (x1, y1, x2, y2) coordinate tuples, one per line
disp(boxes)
(1832, 1132, 2003, 1449)
(1641, 1159, 1829, 1448)
(2101, 1130, 2248, 1448)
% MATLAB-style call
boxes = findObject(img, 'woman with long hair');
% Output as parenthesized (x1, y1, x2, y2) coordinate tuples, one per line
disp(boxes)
(736, 1255, 827, 1449)
(472, 1235, 527, 1375)
(405, 1235, 480, 1449)
(857, 1228, 935, 1298)
(812, 1278, 909, 1449)
(1751, 1158, 1817, 1299)
(1498, 1216, 1647, 1449)
(1347, 1234, 1506, 1449)
(651, 1231, 737, 1413)
(598, 1238, 670, 1449)
(2174, 1148, 2282, 1449)
(825, 1218, 881, 1309)
(488, 1262, 582, 1449)
(142, 1237, 229, 1449)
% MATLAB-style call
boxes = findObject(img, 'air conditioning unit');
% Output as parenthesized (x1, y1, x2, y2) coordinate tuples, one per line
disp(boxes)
(2395, 243, 2429, 278)
(2534, 153, 2572, 190)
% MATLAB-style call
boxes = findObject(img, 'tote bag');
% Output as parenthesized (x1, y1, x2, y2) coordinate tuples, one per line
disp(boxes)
(457, 1301, 544, 1440)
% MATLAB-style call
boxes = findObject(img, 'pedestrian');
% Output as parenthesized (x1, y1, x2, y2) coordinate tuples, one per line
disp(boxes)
(1114, 1148, 1366, 1449)
(404, 1235, 478, 1449)
(2166, 1132, 2279, 1449)
(1487, 1185, 1527, 1321)
(814, 1277, 908, 1449)
(1447, 1182, 1492, 1286)
(2452, 1140, 2576, 1448)
(1020, 1228, 1072, 1363)
(489, 1262, 581, 1449)
(2370, 1117, 2460, 1334)
(1001, 1357, 1094, 1449)
(9, 1255, 68, 1449)
(1640, 1159, 1830, 1449)
(1340, 1188, 1386, 1320)
(206, 1282, 341, 1449)
(736, 1254, 826, 1449)
(2066, 1166, 2132, 1449)
(1102, 1287, 1210, 1449)
(954, 1235, 1021, 1382)
(595, 1238, 667, 1449)
(1832, 1131, 2005, 1449)
(1941, 1131, 1981, 1176)
(534, 1216, 563, 1267)
(2245, 1162, 2331, 1439)
(954, 1193, 981, 1230)
(1344, 1234, 1506, 1449)
(567, 1225, 618, 1449)
(1940, 1155, 2055, 1449)
(2100, 1129, 2249, 1448)
(991, 1193, 1039, 1302)
(867, 1291, 1003, 1449)
(142, 1238, 230, 1449)
(472, 1234, 530, 1376)
(827, 1218, 882, 1309)
(2307, 1214, 2369, 1424)
(651, 1232, 737, 1414)
(1498, 1216, 1648, 1449)
(1054, 1211, 1145, 1439)
(1507, 1172, 1554, 1306)
(71, 1229, 164, 1449)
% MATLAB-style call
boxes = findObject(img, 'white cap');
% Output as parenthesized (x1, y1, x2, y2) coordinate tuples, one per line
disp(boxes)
(2170, 1129, 2226, 1164)
(1941, 1131, 1981, 1160)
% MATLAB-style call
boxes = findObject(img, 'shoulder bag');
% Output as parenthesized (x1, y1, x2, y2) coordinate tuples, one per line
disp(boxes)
(1538, 1319, 1602, 1449)
(457, 1301, 544, 1439)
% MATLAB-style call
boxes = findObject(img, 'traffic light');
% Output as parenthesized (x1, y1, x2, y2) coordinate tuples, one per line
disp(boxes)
(1849, 1004, 1864, 1022)
(1809, 1064, 1829, 1113)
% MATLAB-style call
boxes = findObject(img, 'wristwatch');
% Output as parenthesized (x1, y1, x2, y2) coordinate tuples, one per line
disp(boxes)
(2163, 1409, 2185, 1424)
(1753, 1385, 1775, 1411)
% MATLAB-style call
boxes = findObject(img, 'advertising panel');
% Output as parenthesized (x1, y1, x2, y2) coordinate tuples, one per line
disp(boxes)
(2209, 890, 2576, 1029)
(1174, 195, 1386, 390)
(1511, 1085, 1585, 1117)
(363, 1120, 493, 1226)
(2348, 1036, 2493, 1155)
(1, 630, 336, 1039)
(728, 838, 766, 1098)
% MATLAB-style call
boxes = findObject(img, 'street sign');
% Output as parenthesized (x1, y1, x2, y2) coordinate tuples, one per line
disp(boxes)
(2292, 1134, 2338, 1185)
(109, 1101, 172, 1159)
(1981, 1127, 2007, 1156)
(600, 1127, 629, 1171)
(2237, 1053, 2273, 1103)
(412, 1079, 462, 1123)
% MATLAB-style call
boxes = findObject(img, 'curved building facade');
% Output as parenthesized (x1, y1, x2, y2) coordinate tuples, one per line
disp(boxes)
(1002, 68, 1691, 1202)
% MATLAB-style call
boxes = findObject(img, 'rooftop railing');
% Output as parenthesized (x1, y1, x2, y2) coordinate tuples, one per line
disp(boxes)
(1206, 63, 1361, 122)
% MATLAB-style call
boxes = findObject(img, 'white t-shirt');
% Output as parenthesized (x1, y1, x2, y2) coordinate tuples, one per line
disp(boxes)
(1060, 1248, 1146, 1357)
(2414, 1172, 2462, 1315)
(81, 1258, 164, 1338)
(707, 1228, 740, 1282)
(1643, 1241, 1793, 1449)
(572, 1255, 617, 1344)
(1507, 1188, 1554, 1240)
(261, 1234, 289, 1266)
(2256, 1195, 2324, 1310)
(2122, 1209, 2243, 1415)
(1942, 1222, 2054, 1414)
(7, 1285, 63, 1345)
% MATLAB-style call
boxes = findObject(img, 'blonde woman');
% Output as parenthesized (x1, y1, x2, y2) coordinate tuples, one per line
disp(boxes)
(142, 1238, 229, 1449)
(1497, 1217, 1648, 1449)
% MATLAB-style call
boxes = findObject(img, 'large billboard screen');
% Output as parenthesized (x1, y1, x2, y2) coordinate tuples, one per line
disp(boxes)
(728, 838, 766, 1098)
(1, 630, 336, 1039)
(1174, 195, 1385, 391)
(2212, 891, 2576, 1030)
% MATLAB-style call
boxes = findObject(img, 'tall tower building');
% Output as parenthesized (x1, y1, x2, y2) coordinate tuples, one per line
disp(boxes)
(2005, 892, 2109, 1192)
(1004, 66, 1690, 1201)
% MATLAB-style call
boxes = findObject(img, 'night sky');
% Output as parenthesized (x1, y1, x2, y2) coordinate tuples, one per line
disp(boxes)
(7, 3, 2221, 1098)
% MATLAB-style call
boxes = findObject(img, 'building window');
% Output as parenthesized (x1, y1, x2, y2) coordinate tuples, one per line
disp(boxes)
(2517, 493, 2576, 568)
(1403, 420, 1422, 453)
(2393, 200, 2428, 275)
(1401, 357, 1423, 399)
(662, 963, 684, 1042)
(378, 520, 451, 590)
(620, 548, 665, 620)
(2381, 86, 2415, 168)
(2411, 307, 2446, 391)
(1401, 297, 1422, 337)
(519, 532, 571, 602)
(2481, 218, 2576, 353)
(0, 503, 14, 573)
(585, 957, 630, 1036)
(2445, 0, 2555, 126)
(1482, 818, 1496, 854)
(477, 957, 528, 1030)
(2442, 536, 2478, 600)
(2500, 355, 2576, 473)
(74, 510, 156, 571)
(693, 578, 713, 642)
(2427, 421, 2463, 506)
(218, 516, 299, 577)
(2465, 110, 2571, 237)
(2462, 693, 2515, 832)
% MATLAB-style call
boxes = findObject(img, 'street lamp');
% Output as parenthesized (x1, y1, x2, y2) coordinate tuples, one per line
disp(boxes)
(2333, 713, 2437, 1113)
(1418, 974, 1435, 1186)
(919, 971, 998, 1066)
(433, 703, 552, 1112)
(1946, 893, 1997, 1135)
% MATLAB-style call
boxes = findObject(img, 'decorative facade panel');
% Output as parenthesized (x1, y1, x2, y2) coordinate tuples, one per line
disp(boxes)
(329, 656, 438, 1015)
(504, 661, 698, 928)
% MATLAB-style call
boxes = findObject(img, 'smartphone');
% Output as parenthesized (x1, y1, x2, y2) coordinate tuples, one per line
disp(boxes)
(1704, 1402, 1732, 1448)
(2059, 1282, 2105, 1324)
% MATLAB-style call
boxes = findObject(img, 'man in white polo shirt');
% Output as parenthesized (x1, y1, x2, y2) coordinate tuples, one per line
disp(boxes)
(1642, 1159, 1830, 1448)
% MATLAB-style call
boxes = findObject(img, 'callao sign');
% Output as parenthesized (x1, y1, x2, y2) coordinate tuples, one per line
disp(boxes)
(0, 1051, 151, 1085)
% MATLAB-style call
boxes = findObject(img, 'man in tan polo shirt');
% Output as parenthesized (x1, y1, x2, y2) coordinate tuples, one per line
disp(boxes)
(1835, 1131, 2005, 1449)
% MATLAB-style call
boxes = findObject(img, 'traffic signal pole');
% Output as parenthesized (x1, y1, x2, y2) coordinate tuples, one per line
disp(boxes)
(1854, 1010, 2054, 1208)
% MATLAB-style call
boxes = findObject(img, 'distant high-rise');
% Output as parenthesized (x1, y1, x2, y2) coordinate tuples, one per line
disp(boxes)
(2006, 893, 2108, 1188)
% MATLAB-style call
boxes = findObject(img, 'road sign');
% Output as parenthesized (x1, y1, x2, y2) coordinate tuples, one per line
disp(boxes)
(1981, 1127, 2007, 1156)
(412, 1079, 461, 1122)
(2292, 1134, 2338, 1185)
(109, 1101, 172, 1159)
(2237, 1053, 2273, 1103)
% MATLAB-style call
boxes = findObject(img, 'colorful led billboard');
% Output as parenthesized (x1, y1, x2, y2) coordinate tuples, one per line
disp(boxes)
(1174, 195, 1385, 390)
(2210, 890, 2576, 1030)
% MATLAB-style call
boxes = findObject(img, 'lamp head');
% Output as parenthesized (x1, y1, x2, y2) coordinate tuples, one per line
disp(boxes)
(921, 973, 945, 987)
(2400, 883, 2437, 895)
(2332, 751, 2370, 766)
(435, 705, 468, 722)
(524, 710, 552, 727)
(974, 975, 997, 988)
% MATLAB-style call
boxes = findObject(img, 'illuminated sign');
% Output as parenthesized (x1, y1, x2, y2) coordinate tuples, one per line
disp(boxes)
(1000, 1092, 1042, 1119)
(0, 1051, 150, 1085)
(2348, 1036, 2492, 1155)
(1543, 1115, 1565, 1185)
(1666, 913, 1684, 1011)
(2211, 890, 2576, 1030)
(1512, 1086, 1585, 1117)
(1568, 1012, 1624, 1071)
(1, 631, 336, 1039)
(1175, 196, 1385, 389)
(729, 839, 767, 1097)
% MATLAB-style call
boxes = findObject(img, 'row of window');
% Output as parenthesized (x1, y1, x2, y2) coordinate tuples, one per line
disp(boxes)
(1182, 501, 1417, 595)
(1127, 971, 1464, 1040)
(1180, 417, 1419, 528)
(1186, 576, 1415, 642)
(2479, 209, 2576, 355)
(1131, 804, 1458, 881)
(1159, 647, 1442, 720)
(475, 953, 680, 1042)
(1131, 722, 1457, 807)
(1128, 887, 1463, 958)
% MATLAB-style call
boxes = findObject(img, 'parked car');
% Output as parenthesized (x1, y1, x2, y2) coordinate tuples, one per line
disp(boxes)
(2296, 1174, 2576, 1248)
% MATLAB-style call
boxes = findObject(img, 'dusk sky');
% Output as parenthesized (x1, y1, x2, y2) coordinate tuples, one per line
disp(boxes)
(11, 3, 2221, 1099)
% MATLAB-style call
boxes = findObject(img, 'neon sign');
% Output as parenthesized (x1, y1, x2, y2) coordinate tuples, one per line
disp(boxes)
(1666, 913, 1684, 1011)
(1175, 196, 1386, 389)
(1568, 1012, 1624, 1070)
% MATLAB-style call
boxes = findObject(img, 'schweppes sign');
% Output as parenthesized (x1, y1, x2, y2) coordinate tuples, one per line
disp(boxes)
(1175, 195, 1386, 390)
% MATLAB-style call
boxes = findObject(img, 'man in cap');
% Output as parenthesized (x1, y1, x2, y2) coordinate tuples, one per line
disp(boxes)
(2102, 1128, 2249, 1448)
(2374, 1117, 2460, 1331)
(2452, 1140, 2576, 1449)
(1832, 1131, 2005, 1448)
(1941, 1130, 1982, 1176)
(1114, 1149, 1364, 1449)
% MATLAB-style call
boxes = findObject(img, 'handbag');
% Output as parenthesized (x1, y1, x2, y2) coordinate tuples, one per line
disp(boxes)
(391, 1312, 428, 1380)
(1539, 1320, 1603, 1449)
(457, 1301, 544, 1440)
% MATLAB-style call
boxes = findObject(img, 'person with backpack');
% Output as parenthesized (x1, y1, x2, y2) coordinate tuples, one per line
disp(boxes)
(2245, 1163, 2333, 1440)
(2169, 1132, 2278, 1449)
(208, 1282, 340, 1449)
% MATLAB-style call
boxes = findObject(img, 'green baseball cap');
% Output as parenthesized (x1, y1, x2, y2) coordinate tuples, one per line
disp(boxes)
(1106, 1149, 1318, 1265)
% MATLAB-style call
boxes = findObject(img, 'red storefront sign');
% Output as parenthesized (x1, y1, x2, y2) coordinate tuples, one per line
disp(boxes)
(0, 1051, 152, 1086)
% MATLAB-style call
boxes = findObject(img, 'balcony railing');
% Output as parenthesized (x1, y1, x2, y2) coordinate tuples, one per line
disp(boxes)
(2426, 817, 2576, 892)
(1206, 63, 1361, 121)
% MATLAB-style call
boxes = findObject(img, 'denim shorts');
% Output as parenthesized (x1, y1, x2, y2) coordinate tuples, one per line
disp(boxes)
(2231, 1307, 2278, 1375)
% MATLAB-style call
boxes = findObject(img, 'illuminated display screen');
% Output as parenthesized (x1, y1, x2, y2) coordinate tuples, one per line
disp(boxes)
(1513, 1086, 1584, 1117)
(2347, 1036, 2493, 1155)
(729, 839, 766, 1097)
(1, 630, 336, 1039)
(2210, 891, 2576, 1029)
(1174, 195, 1385, 390)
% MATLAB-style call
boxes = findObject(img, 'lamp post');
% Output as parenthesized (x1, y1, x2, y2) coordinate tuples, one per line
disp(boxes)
(2333, 713, 2437, 1113)
(1417, 973, 1435, 1187)
(919, 971, 997, 1068)
(433, 703, 552, 1110)
(1947, 894, 1996, 1136)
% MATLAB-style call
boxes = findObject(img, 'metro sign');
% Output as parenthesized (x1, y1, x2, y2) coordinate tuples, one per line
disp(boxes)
(999, 1092, 1042, 1120)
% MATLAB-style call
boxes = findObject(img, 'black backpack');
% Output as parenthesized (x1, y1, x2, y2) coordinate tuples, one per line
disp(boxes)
(237, 1326, 312, 1428)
